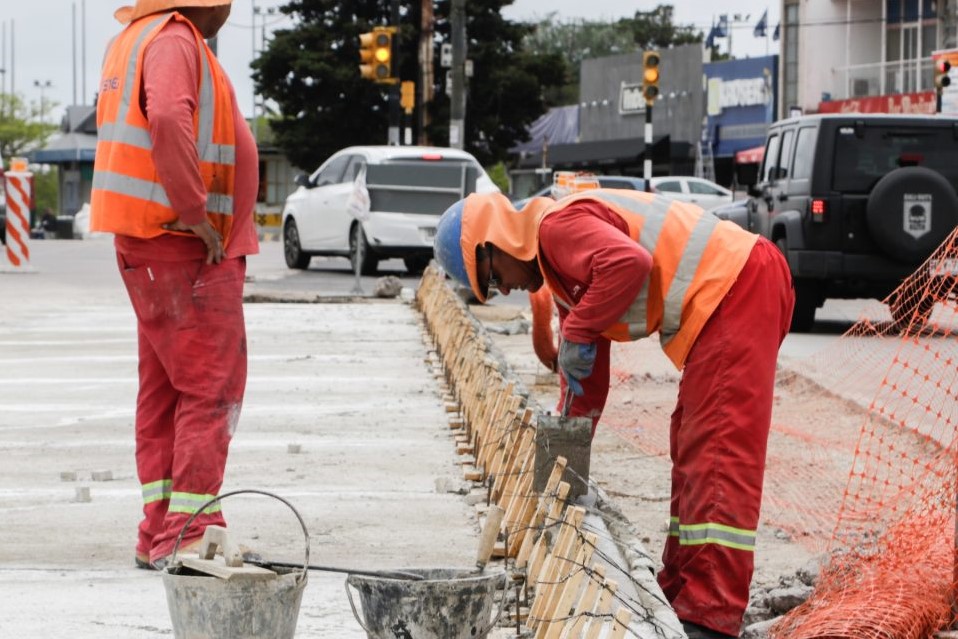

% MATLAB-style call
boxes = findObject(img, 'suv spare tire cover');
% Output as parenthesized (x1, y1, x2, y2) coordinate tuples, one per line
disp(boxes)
(866, 166, 958, 263)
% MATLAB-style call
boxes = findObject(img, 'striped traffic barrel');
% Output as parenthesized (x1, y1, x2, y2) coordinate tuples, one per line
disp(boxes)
(4, 171, 32, 268)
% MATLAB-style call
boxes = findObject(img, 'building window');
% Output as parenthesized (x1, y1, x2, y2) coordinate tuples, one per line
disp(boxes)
(885, 0, 939, 93)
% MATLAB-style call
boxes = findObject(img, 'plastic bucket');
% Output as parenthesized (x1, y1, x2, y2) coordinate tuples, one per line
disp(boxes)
(346, 568, 507, 639)
(161, 490, 310, 639)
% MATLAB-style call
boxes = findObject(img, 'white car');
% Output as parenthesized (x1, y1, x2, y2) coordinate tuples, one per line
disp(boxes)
(650, 176, 733, 209)
(281, 145, 499, 274)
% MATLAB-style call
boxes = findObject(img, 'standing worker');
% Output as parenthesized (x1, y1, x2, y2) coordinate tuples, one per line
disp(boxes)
(91, 0, 259, 569)
(433, 190, 794, 638)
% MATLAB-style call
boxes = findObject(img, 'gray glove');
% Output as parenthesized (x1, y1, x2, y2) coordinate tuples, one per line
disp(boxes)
(558, 339, 597, 396)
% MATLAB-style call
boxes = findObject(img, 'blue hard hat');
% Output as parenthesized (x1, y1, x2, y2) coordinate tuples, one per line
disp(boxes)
(433, 199, 469, 289)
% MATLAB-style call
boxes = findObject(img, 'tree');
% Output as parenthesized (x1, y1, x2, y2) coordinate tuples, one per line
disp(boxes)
(251, 0, 391, 172)
(625, 5, 702, 50)
(0, 94, 59, 164)
(425, 0, 567, 165)
(252, 0, 566, 170)
(522, 6, 703, 101)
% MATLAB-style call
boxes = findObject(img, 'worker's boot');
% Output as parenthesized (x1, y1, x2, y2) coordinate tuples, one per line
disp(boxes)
(681, 621, 737, 639)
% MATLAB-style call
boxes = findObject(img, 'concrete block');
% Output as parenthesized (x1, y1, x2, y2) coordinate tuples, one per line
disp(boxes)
(74, 487, 91, 503)
(91, 470, 113, 482)
(60, 471, 78, 482)
(287, 443, 302, 454)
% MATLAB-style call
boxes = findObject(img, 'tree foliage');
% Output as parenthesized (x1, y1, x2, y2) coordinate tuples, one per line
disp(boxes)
(522, 5, 703, 102)
(252, 0, 566, 171)
(0, 94, 59, 164)
(628, 5, 702, 50)
(424, 0, 566, 165)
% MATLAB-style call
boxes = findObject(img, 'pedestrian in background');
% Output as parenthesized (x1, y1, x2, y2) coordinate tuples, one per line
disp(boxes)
(91, 0, 259, 569)
(433, 190, 794, 638)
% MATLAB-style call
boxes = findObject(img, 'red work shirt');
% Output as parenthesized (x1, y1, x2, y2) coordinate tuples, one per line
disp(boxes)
(538, 200, 654, 427)
(115, 20, 259, 261)
(538, 200, 652, 342)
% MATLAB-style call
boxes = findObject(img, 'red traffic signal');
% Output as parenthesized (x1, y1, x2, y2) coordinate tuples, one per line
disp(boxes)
(935, 59, 952, 92)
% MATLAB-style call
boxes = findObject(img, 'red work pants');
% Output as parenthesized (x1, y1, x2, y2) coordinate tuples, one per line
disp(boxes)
(117, 253, 247, 564)
(657, 238, 794, 636)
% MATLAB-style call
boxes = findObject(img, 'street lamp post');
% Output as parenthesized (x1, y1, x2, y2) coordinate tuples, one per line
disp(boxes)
(251, 2, 277, 143)
(34, 79, 52, 124)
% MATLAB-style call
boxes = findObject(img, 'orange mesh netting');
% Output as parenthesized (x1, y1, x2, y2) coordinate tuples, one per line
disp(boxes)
(592, 228, 958, 637)
(768, 229, 958, 637)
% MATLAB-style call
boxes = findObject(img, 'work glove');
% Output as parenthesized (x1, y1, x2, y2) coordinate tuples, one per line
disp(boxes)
(558, 339, 597, 397)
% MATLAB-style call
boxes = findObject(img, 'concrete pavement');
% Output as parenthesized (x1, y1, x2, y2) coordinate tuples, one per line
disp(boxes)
(0, 239, 481, 637)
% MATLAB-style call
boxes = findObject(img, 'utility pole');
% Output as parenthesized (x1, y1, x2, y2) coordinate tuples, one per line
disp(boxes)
(82, 0, 87, 104)
(449, 0, 466, 150)
(251, 0, 258, 142)
(387, 0, 401, 146)
(418, 0, 434, 145)
(72, 3, 77, 106)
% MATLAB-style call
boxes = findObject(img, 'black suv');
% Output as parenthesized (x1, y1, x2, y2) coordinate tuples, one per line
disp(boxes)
(741, 113, 958, 331)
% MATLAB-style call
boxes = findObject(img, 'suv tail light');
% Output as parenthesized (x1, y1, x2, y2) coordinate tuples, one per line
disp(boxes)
(421, 153, 443, 161)
(810, 198, 827, 223)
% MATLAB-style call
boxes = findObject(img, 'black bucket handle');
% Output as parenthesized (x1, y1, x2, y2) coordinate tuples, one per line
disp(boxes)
(167, 488, 310, 583)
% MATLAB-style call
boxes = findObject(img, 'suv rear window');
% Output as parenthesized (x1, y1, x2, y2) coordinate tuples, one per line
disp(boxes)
(832, 126, 958, 192)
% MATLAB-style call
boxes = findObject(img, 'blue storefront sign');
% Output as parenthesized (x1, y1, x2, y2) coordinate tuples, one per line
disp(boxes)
(704, 55, 778, 158)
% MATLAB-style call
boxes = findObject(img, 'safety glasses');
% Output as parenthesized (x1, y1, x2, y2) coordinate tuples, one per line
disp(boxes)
(486, 246, 499, 295)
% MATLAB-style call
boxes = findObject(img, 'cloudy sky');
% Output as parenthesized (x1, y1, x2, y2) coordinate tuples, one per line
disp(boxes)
(0, 0, 779, 123)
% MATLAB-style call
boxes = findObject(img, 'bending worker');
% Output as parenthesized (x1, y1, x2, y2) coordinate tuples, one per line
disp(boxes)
(433, 189, 794, 639)
(91, 0, 258, 569)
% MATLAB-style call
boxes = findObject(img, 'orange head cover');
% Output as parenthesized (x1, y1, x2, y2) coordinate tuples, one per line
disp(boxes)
(433, 192, 553, 303)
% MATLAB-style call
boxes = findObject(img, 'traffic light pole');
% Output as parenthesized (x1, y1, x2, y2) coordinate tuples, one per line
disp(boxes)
(449, 0, 466, 150)
(644, 104, 653, 191)
(388, 0, 401, 145)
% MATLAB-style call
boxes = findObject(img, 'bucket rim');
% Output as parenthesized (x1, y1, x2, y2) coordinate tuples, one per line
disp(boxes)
(345, 567, 506, 585)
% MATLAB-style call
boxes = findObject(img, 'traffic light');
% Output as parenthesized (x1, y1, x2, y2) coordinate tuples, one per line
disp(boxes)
(359, 26, 397, 84)
(935, 59, 952, 93)
(642, 50, 661, 106)
(400, 81, 415, 114)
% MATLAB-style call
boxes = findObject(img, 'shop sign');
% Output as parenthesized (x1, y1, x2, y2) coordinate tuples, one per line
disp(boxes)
(818, 92, 936, 114)
(619, 82, 646, 115)
(707, 76, 771, 115)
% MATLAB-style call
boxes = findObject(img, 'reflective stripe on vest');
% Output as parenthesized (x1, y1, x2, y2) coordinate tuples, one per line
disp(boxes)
(91, 12, 237, 241)
(539, 190, 757, 369)
(168, 491, 222, 515)
(541, 191, 717, 344)
(141, 478, 173, 504)
(92, 170, 234, 215)
(668, 516, 756, 552)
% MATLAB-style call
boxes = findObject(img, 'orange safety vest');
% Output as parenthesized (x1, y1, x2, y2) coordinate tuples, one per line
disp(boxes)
(91, 12, 236, 244)
(536, 190, 759, 369)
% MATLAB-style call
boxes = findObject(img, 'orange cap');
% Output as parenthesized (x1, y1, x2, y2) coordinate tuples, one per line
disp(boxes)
(114, 0, 231, 24)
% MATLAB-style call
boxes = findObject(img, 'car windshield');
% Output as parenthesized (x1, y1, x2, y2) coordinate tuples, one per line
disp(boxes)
(832, 126, 958, 192)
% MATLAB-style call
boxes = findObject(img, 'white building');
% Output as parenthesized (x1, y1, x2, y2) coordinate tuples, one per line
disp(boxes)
(780, 0, 957, 115)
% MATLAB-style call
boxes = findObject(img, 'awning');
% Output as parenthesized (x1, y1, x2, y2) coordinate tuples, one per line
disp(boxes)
(515, 135, 671, 170)
(735, 145, 764, 164)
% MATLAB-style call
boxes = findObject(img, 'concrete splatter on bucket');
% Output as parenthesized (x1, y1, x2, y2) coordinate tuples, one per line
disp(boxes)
(346, 568, 507, 639)
(163, 567, 306, 639)
(161, 490, 310, 639)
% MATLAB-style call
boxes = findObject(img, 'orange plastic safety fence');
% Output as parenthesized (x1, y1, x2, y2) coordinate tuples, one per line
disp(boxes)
(599, 226, 958, 638)
(770, 227, 958, 637)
